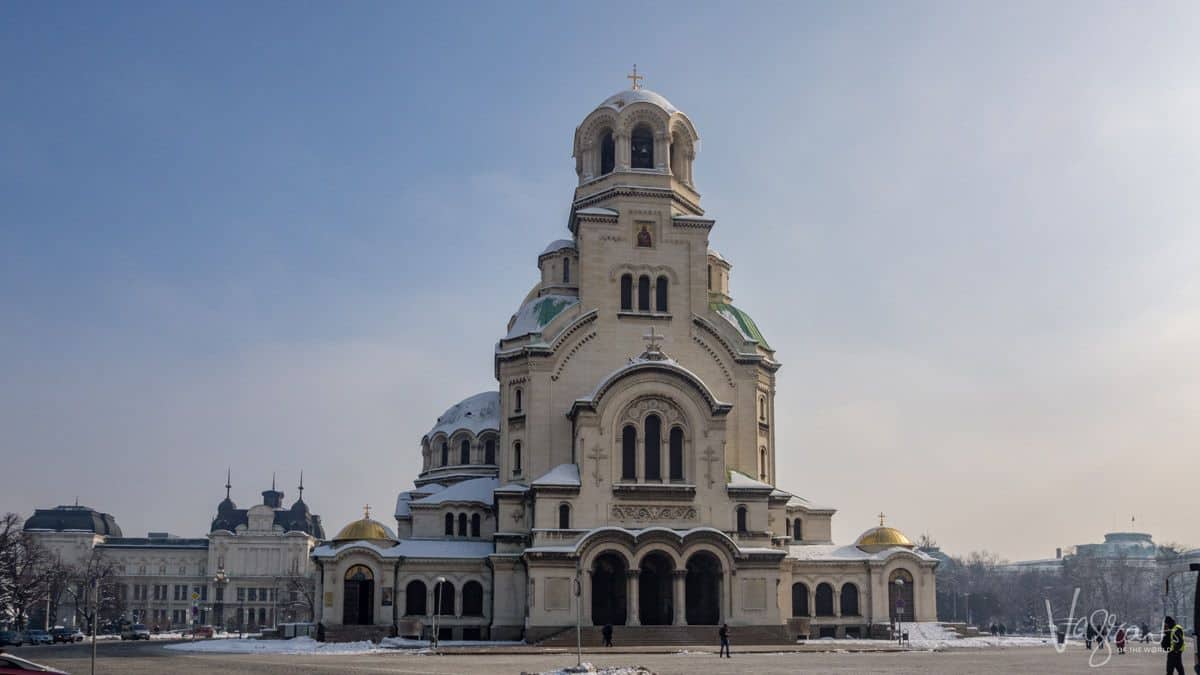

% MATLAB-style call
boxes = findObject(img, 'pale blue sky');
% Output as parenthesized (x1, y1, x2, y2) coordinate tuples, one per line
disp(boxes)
(2, 2, 1197, 560)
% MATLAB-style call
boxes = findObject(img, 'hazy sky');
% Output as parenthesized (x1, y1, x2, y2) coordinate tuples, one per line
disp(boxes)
(2, 2, 1197, 561)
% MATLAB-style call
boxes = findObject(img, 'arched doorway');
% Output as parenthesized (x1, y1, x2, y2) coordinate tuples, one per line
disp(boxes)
(888, 569, 915, 622)
(638, 552, 674, 625)
(590, 552, 627, 626)
(342, 565, 374, 625)
(684, 551, 721, 625)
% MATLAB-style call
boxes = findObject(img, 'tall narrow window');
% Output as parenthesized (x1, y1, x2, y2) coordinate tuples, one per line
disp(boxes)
(513, 442, 522, 474)
(484, 439, 495, 465)
(760, 447, 768, 481)
(558, 504, 571, 529)
(562, 257, 570, 283)
(460, 439, 470, 465)
(621, 425, 637, 480)
(736, 506, 748, 533)
(457, 513, 467, 537)
(514, 389, 523, 413)
(440, 442, 448, 466)
(444, 513, 454, 536)
(668, 427, 684, 481)
(471, 513, 481, 538)
(644, 414, 661, 481)
(707, 264, 712, 290)
(637, 276, 650, 311)
(655, 276, 668, 312)
(620, 274, 633, 311)
(631, 124, 654, 169)
(793, 518, 802, 541)
(600, 131, 615, 175)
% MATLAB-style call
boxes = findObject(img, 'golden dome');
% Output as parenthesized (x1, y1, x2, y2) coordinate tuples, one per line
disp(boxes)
(333, 505, 396, 544)
(855, 513, 915, 551)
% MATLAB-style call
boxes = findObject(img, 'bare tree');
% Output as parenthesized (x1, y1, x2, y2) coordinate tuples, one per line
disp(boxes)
(0, 513, 59, 629)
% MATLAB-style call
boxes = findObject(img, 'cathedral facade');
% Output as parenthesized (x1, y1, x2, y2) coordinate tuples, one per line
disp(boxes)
(313, 81, 937, 642)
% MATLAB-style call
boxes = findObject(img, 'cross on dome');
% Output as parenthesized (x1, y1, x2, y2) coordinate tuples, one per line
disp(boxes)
(878, 511, 887, 526)
(363, 504, 372, 519)
(627, 64, 644, 91)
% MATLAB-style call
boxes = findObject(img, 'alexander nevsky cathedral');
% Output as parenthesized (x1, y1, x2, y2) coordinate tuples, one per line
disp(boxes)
(312, 75, 938, 643)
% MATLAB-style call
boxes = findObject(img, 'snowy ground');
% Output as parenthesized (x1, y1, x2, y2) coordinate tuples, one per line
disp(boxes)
(523, 665, 653, 675)
(810, 622, 1052, 650)
(166, 636, 525, 655)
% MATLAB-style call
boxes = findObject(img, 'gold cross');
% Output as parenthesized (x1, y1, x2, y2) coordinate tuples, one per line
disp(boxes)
(643, 326, 663, 351)
(627, 64, 644, 91)
(878, 511, 886, 526)
(363, 504, 371, 519)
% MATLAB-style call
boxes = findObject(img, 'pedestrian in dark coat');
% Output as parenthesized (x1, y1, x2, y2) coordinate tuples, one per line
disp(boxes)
(602, 623, 613, 648)
(718, 623, 731, 658)
(1162, 616, 1186, 675)
(1086, 623, 1096, 650)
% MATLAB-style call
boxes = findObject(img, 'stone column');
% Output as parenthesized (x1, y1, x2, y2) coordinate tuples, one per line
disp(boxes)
(655, 131, 668, 171)
(626, 570, 640, 626)
(673, 570, 687, 625)
(834, 587, 841, 617)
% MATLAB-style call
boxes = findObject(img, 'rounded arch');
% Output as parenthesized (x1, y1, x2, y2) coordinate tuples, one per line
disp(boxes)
(590, 550, 628, 626)
(637, 549, 675, 625)
(480, 432, 498, 465)
(435, 580, 455, 616)
(461, 580, 484, 617)
(470, 513, 481, 538)
(888, 567, 916, 622)
(457, 512, 468, 537)
(344, 564, 373, 581)
(404, 580, 426, 616)
(735, 504, 749, 534)
(791, 582, 810, 617)
(815, 582, 835, 616)
(684, 549, 722, 625)
(557, 502, 571, 530)
(840, 582, 861, 616)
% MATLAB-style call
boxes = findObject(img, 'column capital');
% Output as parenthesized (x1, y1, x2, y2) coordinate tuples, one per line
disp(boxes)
(626, 569, 641, 579)
(672, 570, 689, 579)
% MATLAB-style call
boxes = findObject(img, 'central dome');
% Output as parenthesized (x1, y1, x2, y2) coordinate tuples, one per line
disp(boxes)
(598, 87, 678, 114)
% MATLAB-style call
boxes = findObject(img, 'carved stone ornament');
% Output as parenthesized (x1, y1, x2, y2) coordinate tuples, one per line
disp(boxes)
(622, 396, 684, 426)
(610, 504, 697, 522)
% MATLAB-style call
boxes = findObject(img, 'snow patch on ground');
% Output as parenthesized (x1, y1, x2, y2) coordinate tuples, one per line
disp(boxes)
(165, 637, 385, 655)
(811, 623, 1051, 650)
(380, 637, 526, 649)
(523, 664, 654, 675)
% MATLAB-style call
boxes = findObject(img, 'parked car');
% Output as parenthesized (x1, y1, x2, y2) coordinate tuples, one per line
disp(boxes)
(0, 630, 22, 647)
(120, 623, 150, 640)
(22, 630, 53, 646)
(0, 653, 70, 674)
(50, 627, 84, 643)
(191, 625, 214, 638)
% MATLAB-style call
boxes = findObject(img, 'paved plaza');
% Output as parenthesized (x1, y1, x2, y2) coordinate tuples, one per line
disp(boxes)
(12, 639, 1176, 674)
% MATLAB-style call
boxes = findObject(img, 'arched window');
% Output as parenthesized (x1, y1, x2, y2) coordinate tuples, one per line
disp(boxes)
(460, 439, 470, 465)
(707, 264, 712, 291)
(644, 414, 661, 480)
(620, 274, 633, 311)
(513, 442, 522, 474)
(840, 583, 860, 616)
(631, 124, 654, 169)
(440, 442, 448, 466)
(791, 583, 810, 617)
(444, 513, 454, 536)
(637, 275, 650, 311)
(759, 447, 768, 481)
(514, 389, 523, 413)
(484, 438, 495, 465)
(759, 396, 767, 421)
(815, 583, 835, 616)
(405, 580, 426, 616)
(470, 513, 481, 538)
(600, 131, 615, 175)
(558, 503, 571, 529)
(436, 581, 455, 616)
(668, 427, 683, 481)
(462, 581, 484, 617)
(457, 513, 467, 537)
(562, 257, 570, 283)
(736, 505, 748, 534)
(621, 425, 637, 480)
(793, 518, 802, 541)
(655, 276, 668, 312)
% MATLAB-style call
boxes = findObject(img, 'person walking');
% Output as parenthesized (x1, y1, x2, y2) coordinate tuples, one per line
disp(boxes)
(1086, 623, 1097, 650)
(601, 623, 613, 648)
(1162, 616, 1186, 675)
(718, 623, 731, 658)
(1115, 625, 1126, 655)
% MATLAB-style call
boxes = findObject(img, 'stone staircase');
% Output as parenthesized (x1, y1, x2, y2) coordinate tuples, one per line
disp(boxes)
(321, 624, 393, 643)
(537, 624, 794, 647)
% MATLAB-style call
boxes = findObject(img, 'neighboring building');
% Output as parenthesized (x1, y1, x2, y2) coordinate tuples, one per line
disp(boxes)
(24, 475, 324, 631)
(312, 77, 938, 643)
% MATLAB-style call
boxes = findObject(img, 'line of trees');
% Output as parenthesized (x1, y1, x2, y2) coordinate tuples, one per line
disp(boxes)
(0, 512, 125, 632)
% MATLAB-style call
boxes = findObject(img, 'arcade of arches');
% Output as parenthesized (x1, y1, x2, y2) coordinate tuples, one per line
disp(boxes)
(589, 550, 723, 626)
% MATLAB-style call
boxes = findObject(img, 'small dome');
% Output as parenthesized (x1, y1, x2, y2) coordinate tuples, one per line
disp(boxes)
(426, 391, 500, 439)
(856, 525, 915, 550)
(598, 87, 678, 114)
(333, 516, 396, 544)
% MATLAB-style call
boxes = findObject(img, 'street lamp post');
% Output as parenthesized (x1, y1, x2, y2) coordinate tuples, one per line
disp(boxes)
(895, 578, 906, 646)
(431, 576, 447, 650)
(212, 568, 228, 636)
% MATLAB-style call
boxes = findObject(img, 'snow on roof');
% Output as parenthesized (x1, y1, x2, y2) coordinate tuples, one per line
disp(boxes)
(706, 248, 728, 262)
(495, 482, 529, 494)
(540, 239, 577, 256)
(394, 492, 413, 518)
(711, 301, 771, 349)
(579, 353, 728, 412)
(314, 538, 495, 560)
(726, 470, 773, 490)
(532, 463, 581, 488)
(786, 543, 937, 563)
(506, 294, 579, 340)
(784, 494, 836, 512)
(426, 392, 499, 439)
(576, 206, 618, 217)
(599, 88, 679, 114)
(412, 477, 497, 506)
